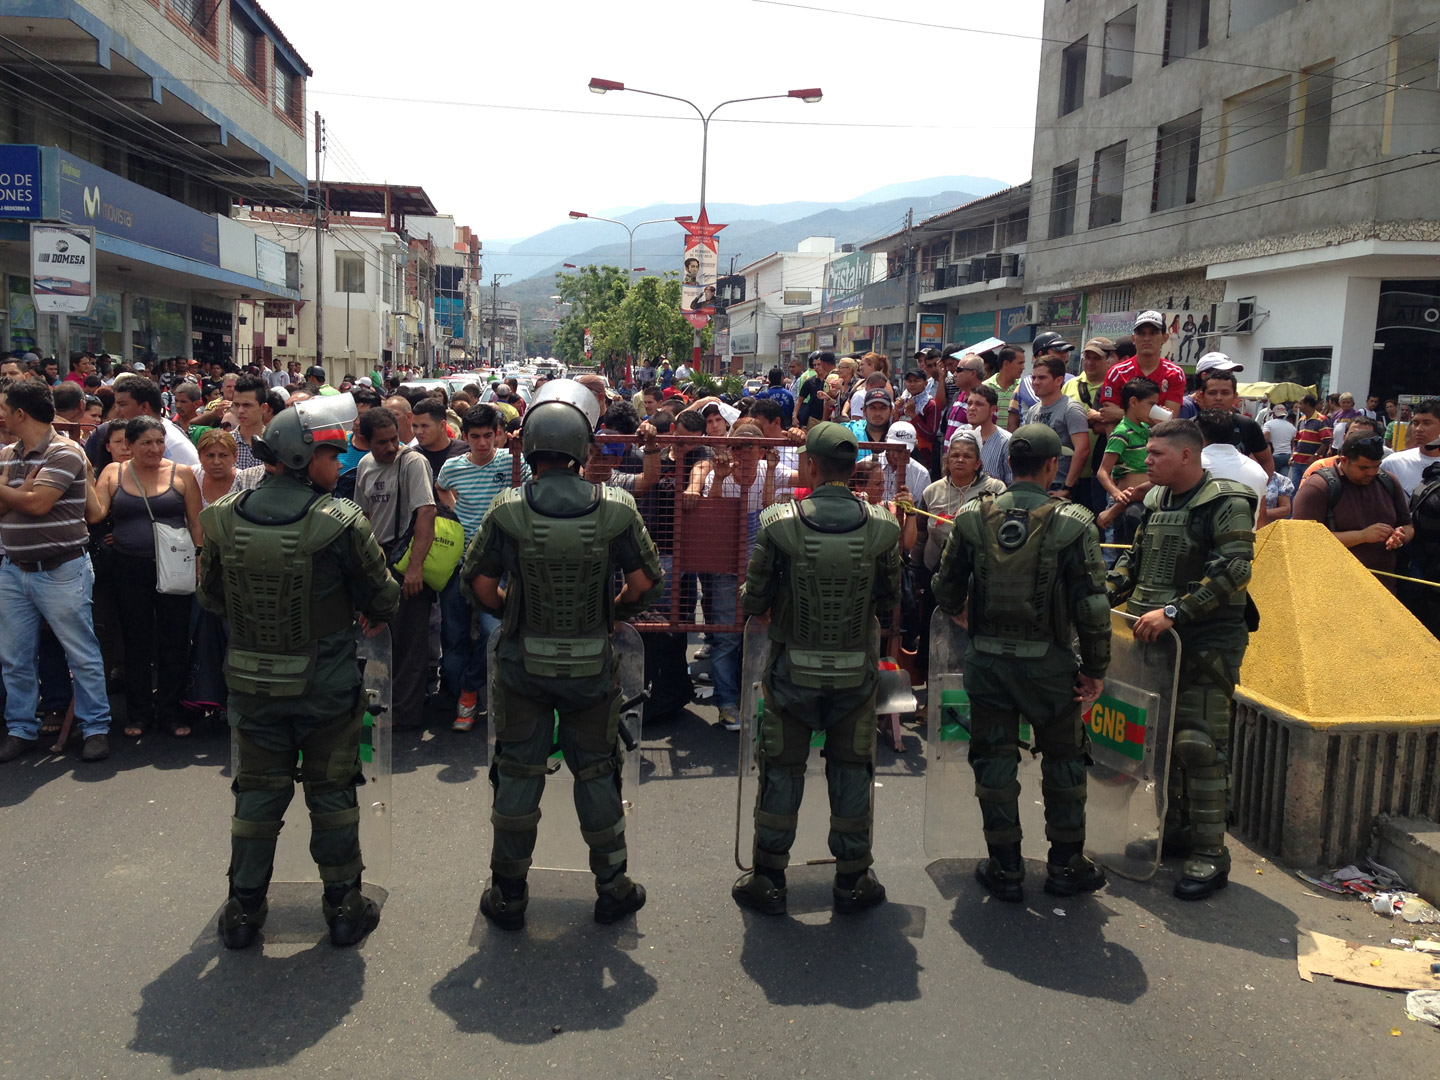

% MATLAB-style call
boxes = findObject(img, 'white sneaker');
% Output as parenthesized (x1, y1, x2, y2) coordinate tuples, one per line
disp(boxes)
(695, 644, 712, 660)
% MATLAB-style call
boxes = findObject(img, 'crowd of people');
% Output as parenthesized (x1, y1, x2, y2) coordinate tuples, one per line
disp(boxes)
(1, 318, 1437, 771)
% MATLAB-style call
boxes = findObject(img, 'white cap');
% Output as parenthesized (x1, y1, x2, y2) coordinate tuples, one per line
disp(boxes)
(356, 376, 373, 388)
(885, 421, 918, 449)
(1195, 351, 1243, 374)
(1133, 310, 1166, 331)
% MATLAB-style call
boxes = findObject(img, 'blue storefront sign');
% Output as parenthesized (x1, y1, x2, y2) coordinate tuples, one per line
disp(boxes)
(51, 148, 219, 265)
(0, 145, 41, 219)
(999, 305, 1035, 343)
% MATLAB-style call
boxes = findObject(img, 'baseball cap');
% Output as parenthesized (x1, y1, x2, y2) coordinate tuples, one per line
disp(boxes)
(1032, 331, 1074, 354)
(356, 376, 373, 388)
(903, 367, 927, 380)
(1272, 404, 1288, 418)
(885, 421, 918, 449)
(1195, 351, 1243, 374)
(805, 421, 859, 465)
(1010, 422, 1063, 460)
(1082, 336, 1116, 357)
(701, 400, 740, 425)
(1133, 310, 1166, 331)
(913, 347, 941, 361)
(864, 388, 893, 408)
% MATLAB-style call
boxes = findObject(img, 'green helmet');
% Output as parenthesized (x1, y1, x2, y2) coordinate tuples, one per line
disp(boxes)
(254, 393, 357, 472)
(521, 379, 599, 468)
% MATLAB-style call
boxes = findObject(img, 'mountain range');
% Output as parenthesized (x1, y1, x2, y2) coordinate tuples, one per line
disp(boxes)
(493, 174, 1012, 322)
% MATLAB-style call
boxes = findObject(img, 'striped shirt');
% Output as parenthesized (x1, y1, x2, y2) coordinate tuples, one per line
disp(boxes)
(0, 430, 89, 560)
(437, 450, 528, 543)
(1291, 412, 1333, 466)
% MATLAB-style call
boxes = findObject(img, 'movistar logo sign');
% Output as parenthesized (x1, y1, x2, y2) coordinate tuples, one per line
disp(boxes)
(83, 186, 99, 218)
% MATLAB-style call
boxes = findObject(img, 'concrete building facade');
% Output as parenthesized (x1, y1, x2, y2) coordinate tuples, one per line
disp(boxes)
(0, 0, 309, 365)
(1026, 0, 1440, 398)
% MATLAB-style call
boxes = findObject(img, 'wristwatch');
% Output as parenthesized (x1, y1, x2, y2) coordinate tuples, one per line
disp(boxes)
(1162, 603, 1179, 621)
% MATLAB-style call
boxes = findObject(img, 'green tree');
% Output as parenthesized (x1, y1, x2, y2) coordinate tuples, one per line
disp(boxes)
(552, 265, 629, 365)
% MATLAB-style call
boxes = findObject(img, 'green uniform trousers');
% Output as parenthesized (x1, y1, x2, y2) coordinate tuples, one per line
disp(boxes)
(750, 650, 878, 877)
(1168, 644, 1245, 879)
(229, 691, 367, 892)
(962, 647, 1089, 848)
(488, 667, 632, 896)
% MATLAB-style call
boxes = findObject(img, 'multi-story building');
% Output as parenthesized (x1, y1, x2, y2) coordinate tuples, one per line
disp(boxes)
(238, 182, 439, 374)
(723, 237, 876, 372)
(1025, 0, 1440, 398)
(859, 185, 1035, 362)
(0, 0, 310, 364)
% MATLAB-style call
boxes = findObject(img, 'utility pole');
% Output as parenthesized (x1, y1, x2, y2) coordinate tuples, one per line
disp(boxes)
(313, 110, 325, 367)
(489, 272, 511, 366)
(899, 206, 914, 358)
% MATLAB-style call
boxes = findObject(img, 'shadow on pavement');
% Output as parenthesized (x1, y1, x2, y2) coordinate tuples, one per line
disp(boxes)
(433, 902, 657, 1044)
(737, 878, 923, 1009)
(1114, 861, 1301, 959)
(130, 929, 365, 1071)
(930, 858, 1149, 1003)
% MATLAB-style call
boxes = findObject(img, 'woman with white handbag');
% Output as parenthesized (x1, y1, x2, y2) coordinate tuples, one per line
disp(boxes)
(88, 416, 202, 739)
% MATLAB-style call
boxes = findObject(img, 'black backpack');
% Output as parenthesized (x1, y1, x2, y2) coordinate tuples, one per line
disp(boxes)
(1409, 460, 1440, 540)
(1315, 465, 1400, 530)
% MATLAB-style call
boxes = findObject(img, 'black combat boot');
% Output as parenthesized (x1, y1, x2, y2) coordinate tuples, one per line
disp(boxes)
(732, 868, 788, 915)
(1044, 842, 1107, 897)
(322, 880, 381, 946)
(594, 879, 647, 925)
(480, 874, 529, 931)
(975, 843, 1025, 903)
(833, 868, 887, 914)
(218, 883, 269, 950)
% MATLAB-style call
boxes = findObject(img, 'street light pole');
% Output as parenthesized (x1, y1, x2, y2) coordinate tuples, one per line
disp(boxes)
(565, 212, 686, 280)
(587, 79, 822, 212)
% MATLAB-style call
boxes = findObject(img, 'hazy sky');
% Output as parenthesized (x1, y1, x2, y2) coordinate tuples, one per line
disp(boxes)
(273, 0, 1044, 242)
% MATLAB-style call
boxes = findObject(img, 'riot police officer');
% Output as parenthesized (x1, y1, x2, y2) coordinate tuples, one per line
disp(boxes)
(199, 394, 401, 948)
(1107, 418, 1256, 900)
(732, 421, 902, 916)
(931, 423, 1112, 903)
(464, 379, 664, 931)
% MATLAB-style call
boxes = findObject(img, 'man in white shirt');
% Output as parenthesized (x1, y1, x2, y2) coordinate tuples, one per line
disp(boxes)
(1380, 398, 1440, 498)
(113, 375, 199, 466)
(1199, 409, 1267, 527)
(880, 421, 929, 504)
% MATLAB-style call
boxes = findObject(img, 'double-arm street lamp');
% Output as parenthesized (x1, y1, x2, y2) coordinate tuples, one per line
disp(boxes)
(587, 78, 822, 212)
(566, 212, 688, 280)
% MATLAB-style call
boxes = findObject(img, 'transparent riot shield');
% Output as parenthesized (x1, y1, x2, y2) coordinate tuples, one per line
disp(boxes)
(1083, 610, 1180, 881)
(922, 610, 1043, 861)
(226, 624, 392, 897)
(485, 623, 645, 873)
(735, 617, 881, 872)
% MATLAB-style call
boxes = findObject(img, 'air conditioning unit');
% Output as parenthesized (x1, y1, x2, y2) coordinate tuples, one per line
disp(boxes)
(969, 257, 987, 281)
(1212, 297, 1258, 335)
(1023, 300, 1043, 325)
(998, 252, 1019, 278)
(982, 253, 1003, 280)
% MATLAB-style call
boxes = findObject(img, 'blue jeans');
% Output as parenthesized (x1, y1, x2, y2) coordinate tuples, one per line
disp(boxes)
(0, 556, 112, 739)
(440, 571, 499, 697)
(707, 574, 742, 709)
(1289, 460, 1310, 489)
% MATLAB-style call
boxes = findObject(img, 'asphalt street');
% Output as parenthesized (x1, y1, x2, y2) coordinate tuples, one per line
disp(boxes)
(0, 694, 1431, 1080)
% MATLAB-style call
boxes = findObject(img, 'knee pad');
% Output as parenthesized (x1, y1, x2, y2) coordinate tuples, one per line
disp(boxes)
(1173, 729, 1219, 771)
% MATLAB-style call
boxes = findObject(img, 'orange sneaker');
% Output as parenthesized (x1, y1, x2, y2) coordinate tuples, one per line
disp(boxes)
(453, 690, 479, 732)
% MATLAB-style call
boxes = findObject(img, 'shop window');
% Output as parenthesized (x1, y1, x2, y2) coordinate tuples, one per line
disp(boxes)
(230, 4, 262, 85)
(1229, 0, 1297, 37)
(1048, 160, 1080, 239)
(1387, 33, 1440, 156)
(1298, 62, 1335, 174)
(1089, 141, 1127, 228)
(1153, 110, 1202, 211)
(999, 211, 1029, 247)
(1060, 37, 1088, 116)
(1101, 7, 1137, 96)
(1164, 0, 1209, 64)
(1261, 346, 1331, 396)
(336, 252, 366, 294)
(1220, 77, 1290, 193)
(953, 224, 994, 260)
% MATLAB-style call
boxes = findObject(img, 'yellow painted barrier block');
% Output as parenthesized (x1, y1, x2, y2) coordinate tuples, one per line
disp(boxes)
(1237, 520, 1440, 729)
